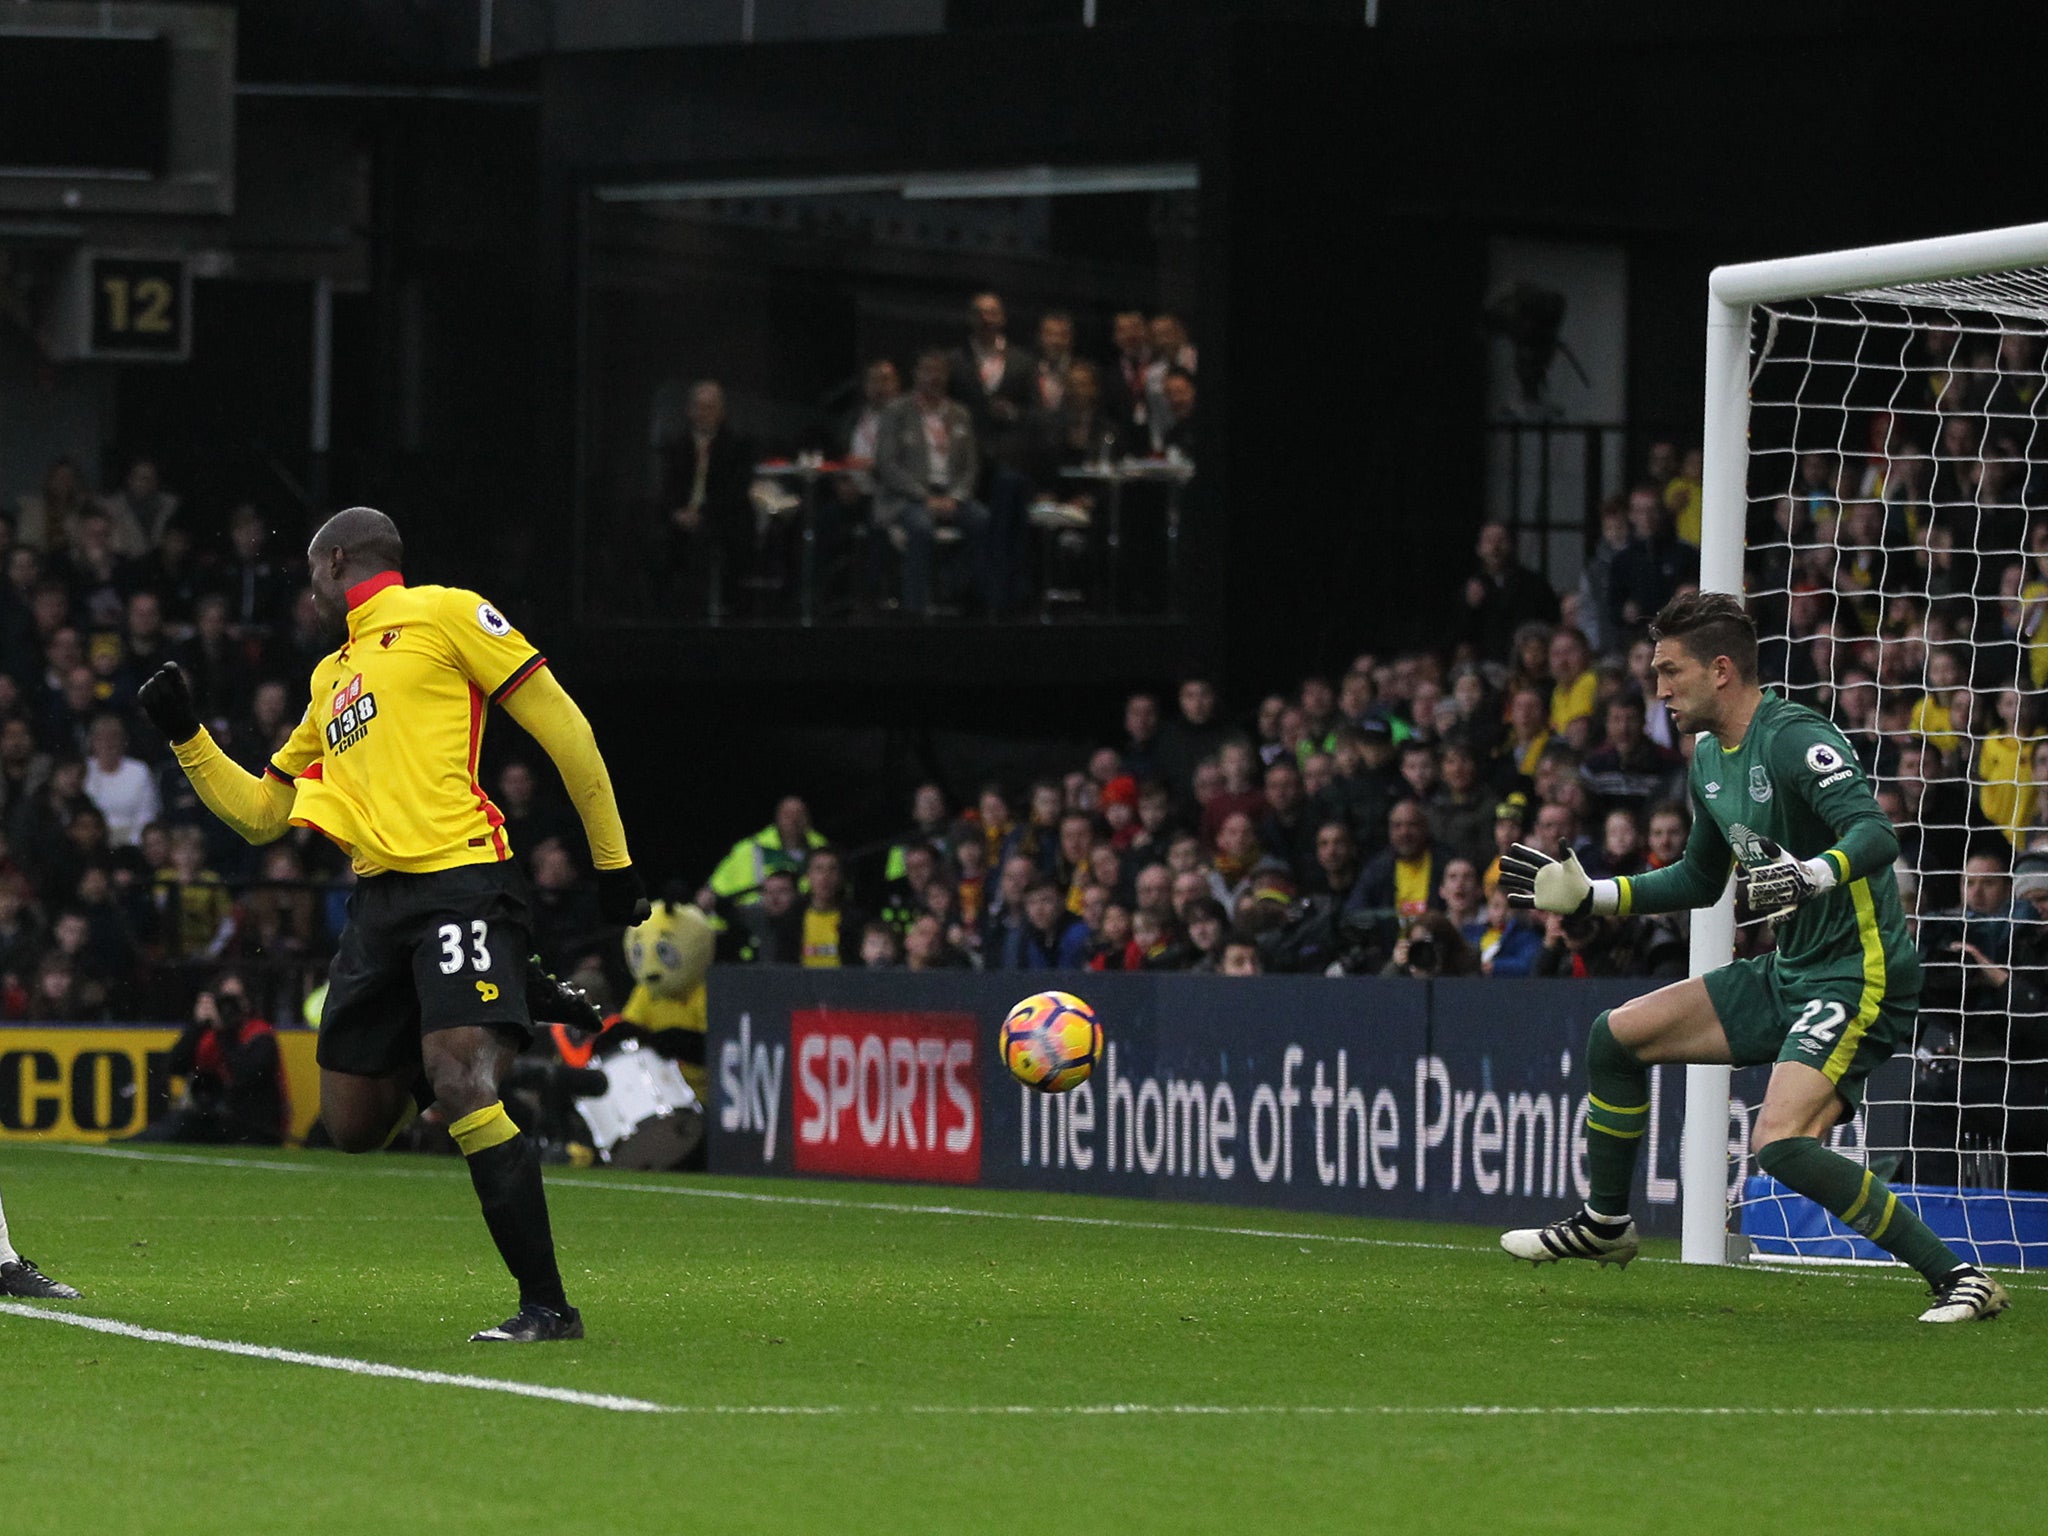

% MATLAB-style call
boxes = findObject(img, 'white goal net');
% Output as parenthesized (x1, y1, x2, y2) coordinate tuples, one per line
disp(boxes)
(1697, 227, 2048, 1272)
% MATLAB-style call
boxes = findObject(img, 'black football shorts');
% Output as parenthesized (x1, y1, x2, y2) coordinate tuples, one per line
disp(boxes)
(317, 862, 533, 1077)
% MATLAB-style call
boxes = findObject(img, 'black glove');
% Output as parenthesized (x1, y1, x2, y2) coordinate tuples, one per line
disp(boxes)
(597, 865, 652, 926)
(137, 662, 200, 745)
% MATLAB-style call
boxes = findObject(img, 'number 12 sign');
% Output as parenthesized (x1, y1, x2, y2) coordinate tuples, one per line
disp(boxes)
(89, 254, 188, 359)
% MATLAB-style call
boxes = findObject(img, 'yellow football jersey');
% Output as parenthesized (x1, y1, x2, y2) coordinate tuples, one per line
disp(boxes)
(268, 574, 547, 876)
(1547, 669, 1598, 733)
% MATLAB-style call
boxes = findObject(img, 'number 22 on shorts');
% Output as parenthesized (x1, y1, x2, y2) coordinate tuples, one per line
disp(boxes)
(1788, 998, 1848, 1051)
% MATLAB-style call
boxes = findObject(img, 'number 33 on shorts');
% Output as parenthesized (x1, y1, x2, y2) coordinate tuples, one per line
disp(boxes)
(1788, 999, 1848, 1056)
(432, 918, 514, 1012)
(438, 919, 493, 975)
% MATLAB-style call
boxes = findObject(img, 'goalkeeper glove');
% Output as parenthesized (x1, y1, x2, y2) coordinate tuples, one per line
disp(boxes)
(597, 865, 652, 926)
(137, 662, 200, 745)
(1740, 835, 1836, 916)
(1498, 842, 1595, 914)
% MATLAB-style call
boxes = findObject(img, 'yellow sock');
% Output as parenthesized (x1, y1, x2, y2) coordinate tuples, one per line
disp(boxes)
(448, 1101, 520, 1157)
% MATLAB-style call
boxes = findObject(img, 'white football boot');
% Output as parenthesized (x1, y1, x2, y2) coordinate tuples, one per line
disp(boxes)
(1918, 1265, 2011, 1324)
(1501, 1208, 1640, 1269)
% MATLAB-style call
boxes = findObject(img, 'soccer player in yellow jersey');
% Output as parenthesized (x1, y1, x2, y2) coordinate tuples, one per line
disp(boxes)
(137, 507, 649, 1343)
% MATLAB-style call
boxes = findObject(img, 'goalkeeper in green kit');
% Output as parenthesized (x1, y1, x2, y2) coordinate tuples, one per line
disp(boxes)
(1499, 592, 2008, 1323)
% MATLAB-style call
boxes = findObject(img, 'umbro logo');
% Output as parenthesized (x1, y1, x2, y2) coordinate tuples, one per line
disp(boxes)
(1704, 781, 1721, 799)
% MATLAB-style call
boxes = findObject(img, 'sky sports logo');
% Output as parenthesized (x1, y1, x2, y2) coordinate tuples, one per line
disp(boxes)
(789, 1009, 981, 1183)
(716, 1008, 980, 1181)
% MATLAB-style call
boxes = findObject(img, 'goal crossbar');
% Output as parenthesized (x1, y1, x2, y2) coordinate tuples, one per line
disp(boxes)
(1710, 220, 2048, 309)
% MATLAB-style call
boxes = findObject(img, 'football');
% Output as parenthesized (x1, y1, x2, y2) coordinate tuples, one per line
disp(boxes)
(999, 990, 1104, 1093)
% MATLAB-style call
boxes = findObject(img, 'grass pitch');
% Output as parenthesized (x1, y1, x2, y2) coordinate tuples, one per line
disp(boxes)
(0, 1143, 2039, 1536)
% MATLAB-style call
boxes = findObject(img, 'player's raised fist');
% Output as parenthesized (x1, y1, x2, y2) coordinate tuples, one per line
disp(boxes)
(137, 662, 200, 745)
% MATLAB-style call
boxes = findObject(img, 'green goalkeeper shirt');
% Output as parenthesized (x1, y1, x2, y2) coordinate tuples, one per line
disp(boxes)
(1615, 689, 1920, 1000)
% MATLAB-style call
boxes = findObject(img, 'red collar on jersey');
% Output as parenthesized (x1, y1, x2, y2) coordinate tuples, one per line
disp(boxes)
(346, 570, 405, 610)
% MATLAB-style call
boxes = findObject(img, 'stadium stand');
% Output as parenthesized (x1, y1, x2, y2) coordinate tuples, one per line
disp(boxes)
(20, 311, 2048, 1021)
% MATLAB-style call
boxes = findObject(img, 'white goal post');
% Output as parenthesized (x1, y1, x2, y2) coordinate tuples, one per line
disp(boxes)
(1689, 220, 2048, 1266)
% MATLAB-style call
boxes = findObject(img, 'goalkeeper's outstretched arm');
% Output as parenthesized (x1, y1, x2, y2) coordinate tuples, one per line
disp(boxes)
(1610, 805, 1734, 916)
(1606, 730, 1899, 919)
(1501, 796, 1732, 917)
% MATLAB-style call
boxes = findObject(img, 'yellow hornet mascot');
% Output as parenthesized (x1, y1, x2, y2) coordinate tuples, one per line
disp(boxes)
(619, 900, 715, 1098)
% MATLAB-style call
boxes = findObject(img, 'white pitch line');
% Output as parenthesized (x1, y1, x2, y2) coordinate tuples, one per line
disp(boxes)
(5, 1143, 1485, 1254)
(436, 1417, 2048, 1425)
(27, 1144, 315, 1173)
(10, 1142, 2047, 1289)
(541, 1178, 2048, 1290)
(0, 1303, 673, 1414)
(901, 1417, 2048, 1425)
(3, 1291, 2040, 1423)
(64, 1212, 477, 1224)
(544, 1176, 1486, 1255)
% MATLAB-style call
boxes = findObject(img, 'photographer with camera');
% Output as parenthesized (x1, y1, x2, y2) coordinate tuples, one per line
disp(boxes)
(1380, 912, 1474, 979)
(1535, 910, 1634, 979)
(140, 971, 289, 1145)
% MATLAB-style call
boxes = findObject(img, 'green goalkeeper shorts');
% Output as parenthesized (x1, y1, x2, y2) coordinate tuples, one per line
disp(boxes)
(1702, 951, 1915, 1112)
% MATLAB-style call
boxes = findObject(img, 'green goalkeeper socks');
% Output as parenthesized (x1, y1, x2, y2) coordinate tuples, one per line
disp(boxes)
(1584, 1011, 1650, 1218)
(1754, 1136, 1961, 1283)
(1579, 1009, 1965, 1281)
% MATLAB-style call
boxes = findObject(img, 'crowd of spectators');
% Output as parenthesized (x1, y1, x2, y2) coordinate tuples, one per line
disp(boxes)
(696, 646, 1700, 983)
(0, 456, 369, 1026)
(692, 450, 1716, 986)
(0, 446, 699, 1033)
(660, 294, 1198, 620)
(22, 324, 2048, 1044)
(686, 377, 2048, 1043)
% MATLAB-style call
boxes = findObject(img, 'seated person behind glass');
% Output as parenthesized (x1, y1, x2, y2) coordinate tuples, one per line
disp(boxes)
(147, 975, 288, 1145)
